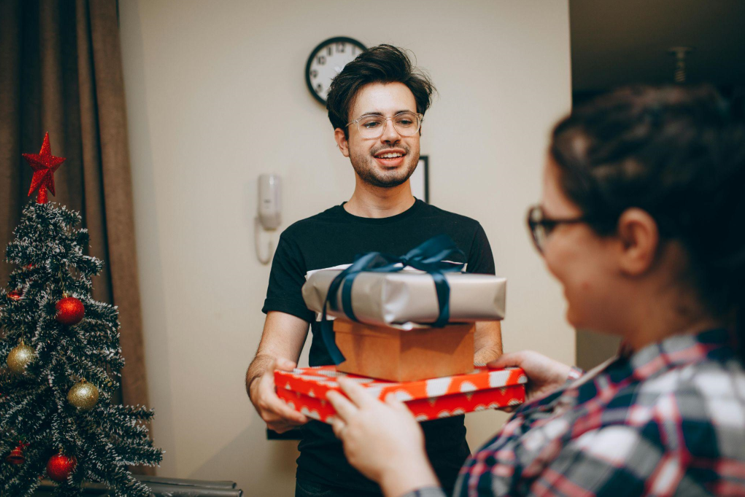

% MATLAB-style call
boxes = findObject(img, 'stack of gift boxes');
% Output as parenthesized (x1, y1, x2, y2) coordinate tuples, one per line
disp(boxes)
(275, 240, 527, 423)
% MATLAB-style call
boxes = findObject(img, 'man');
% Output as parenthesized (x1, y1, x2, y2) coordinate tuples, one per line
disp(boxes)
(246, 45, 503, 497)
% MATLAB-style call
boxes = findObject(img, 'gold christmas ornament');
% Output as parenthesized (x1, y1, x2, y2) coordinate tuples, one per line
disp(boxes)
(7, 342, 34, 374)
(67, 381, 99, 411)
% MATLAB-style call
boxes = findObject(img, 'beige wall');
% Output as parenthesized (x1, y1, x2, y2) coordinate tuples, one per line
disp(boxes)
(119, 1, 573, 494)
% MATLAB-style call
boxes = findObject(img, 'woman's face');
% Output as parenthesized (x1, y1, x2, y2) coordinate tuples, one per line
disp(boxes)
(540, 156, 623, 333)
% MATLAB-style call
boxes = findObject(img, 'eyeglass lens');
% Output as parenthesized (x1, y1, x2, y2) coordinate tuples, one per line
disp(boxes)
(528, 206, 548, 252)
(356, 112, 420, 138)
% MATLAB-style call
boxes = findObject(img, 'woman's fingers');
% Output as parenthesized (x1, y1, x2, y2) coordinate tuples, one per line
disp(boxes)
(327, 389, 358, 421)
(329, 416, 346, 439)
(337, 377, 375, 408)
(384, 393, 407, 411)
(488, 351, 525, 369)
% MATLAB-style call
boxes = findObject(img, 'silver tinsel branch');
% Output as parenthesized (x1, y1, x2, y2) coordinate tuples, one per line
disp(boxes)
(0, 202, 163, 496)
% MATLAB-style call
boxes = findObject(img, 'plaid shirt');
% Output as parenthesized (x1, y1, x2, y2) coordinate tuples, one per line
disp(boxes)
(405, 329, 744, 497)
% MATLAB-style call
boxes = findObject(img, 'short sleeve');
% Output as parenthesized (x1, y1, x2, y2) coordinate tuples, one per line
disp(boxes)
(262, 231, 315, 323)
(466, 223, 495, 275)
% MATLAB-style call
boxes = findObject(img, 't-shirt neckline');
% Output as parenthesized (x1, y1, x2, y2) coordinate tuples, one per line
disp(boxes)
(338, 198, 424, 224)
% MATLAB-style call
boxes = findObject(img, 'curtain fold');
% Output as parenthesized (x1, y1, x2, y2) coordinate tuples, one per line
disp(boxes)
(0, 0, 152, 475)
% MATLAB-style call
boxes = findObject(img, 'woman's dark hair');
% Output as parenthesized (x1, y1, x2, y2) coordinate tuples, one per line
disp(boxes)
(326, 44, 435, 138)
(551, 86, 744, 360)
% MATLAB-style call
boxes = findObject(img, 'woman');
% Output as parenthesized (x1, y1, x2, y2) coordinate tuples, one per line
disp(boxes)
(326, 86, 744, 497)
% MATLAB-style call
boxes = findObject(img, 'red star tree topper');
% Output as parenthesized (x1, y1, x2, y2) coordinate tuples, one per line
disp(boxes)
(21, 132, 66, 204)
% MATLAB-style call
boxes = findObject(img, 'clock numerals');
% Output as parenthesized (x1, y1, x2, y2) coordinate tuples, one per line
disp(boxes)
(307, 38, 366, 104)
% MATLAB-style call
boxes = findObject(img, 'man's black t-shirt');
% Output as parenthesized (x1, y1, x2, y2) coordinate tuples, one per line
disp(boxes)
(262, 199, 495, 494)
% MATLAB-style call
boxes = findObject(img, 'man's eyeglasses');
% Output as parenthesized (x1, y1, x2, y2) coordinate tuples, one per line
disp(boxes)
(526, 204, 604, 253)
(346, 111, 423, 139)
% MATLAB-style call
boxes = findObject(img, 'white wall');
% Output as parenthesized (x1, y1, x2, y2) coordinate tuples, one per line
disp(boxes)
(119, 1, 573, 495)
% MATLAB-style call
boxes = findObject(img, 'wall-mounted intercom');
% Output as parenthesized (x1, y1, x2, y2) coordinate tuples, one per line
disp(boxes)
(255, 174, 281, 264)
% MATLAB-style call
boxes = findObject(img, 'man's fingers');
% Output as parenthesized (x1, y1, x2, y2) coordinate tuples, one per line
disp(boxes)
(488, 351, 525, 370)
(326, 390, 358, 421)
(264, 395, 307, 424)
(267, 422, 295, 434)
(275, 358, 297, 371)
(264, 383, 307, 422)
(258, 375, 307, 423)
(337, 378, 375, 408)
(272, 397, 308, 423)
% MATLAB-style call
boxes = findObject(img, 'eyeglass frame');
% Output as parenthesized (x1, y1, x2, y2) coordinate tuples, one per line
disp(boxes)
(345, 111, 424, 138)
(525, 204, 613, 254)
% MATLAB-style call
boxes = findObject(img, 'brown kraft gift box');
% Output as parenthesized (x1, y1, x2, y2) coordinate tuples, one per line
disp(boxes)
(332, 319, 476, 382)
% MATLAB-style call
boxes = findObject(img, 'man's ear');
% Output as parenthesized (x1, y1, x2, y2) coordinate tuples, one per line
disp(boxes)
(616, 208, 660, 276)
(334, 128, 350, 158)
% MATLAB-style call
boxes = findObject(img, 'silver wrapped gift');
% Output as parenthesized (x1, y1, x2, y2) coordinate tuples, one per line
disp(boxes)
(302, 269, 506, 327)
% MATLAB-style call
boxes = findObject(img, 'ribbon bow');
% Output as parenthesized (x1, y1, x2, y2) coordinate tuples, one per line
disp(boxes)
(320, 235, 465, 364)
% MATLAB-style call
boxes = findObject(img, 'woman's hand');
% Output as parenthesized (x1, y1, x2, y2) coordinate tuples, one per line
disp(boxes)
(326, 378, 439, 497)
(489, 351, 576, 405)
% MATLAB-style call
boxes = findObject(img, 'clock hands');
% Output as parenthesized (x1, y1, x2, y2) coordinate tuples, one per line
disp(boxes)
(306, 37, 367, 104)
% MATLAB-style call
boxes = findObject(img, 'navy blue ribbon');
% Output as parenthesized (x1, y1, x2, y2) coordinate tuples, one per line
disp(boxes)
(320, 235, 465, 365)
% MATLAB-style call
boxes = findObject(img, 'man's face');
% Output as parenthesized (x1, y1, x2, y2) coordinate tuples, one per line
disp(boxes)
(335, 82, 421, 188)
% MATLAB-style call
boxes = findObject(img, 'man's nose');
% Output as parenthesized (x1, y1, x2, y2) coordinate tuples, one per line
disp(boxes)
(380, 118, 401, 143)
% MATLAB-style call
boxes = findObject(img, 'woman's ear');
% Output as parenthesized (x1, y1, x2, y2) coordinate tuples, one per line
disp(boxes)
(334, 128, 350, 158)
(615, 208, 660, 276)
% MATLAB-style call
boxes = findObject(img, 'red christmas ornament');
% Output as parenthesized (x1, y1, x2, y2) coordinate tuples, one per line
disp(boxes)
(55, 297, 85, 325)
(22, 132, 66, 204)
(6, 442, 29, 465)
(7, 290, 23, 301)
(46, 453, 76, 482)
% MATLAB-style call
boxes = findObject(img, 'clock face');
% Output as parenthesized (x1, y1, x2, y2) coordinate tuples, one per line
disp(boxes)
(306, 37, 367, 105)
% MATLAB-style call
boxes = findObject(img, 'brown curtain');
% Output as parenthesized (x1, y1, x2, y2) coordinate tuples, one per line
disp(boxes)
(0, 0, 153, 474)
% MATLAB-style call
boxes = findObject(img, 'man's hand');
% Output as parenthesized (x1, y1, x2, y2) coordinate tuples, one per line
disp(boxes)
(490, 351, 575, 407)
(246, 312, 310, 433)
(248, 356, 308, 433)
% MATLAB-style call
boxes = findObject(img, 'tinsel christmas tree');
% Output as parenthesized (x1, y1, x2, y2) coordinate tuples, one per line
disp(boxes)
(0, 133, 163, 496)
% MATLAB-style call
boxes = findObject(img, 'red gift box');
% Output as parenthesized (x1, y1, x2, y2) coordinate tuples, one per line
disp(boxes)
(275, 365, 527, 423)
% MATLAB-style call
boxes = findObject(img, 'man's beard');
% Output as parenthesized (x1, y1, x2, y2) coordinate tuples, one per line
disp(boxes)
(349, 146, 419, 188)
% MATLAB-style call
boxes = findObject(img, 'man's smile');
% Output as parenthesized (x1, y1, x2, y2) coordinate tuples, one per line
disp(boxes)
(373, 148, 407, 167)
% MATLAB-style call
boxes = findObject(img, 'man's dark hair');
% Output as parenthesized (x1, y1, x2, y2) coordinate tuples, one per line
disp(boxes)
(326, 44, 436, 138)
(551, 85, 744, 361)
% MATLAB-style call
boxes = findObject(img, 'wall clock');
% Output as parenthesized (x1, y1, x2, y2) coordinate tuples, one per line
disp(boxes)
(306, 37, 367, 105)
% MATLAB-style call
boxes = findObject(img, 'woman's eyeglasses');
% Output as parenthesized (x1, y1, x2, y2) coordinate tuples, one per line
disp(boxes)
(526, 205, 603, 254)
